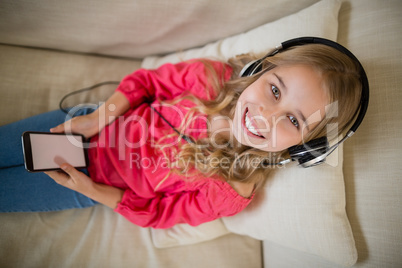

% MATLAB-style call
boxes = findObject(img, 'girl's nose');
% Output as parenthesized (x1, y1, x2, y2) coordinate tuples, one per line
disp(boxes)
(258, 105, 275, 130)
(258, 104, 280, 120)
(258, 103, 286, 130)
(258, 104, 271, 115)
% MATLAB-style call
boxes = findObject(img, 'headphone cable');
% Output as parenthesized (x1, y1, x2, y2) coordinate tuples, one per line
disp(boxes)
(59, 81, 120, 114)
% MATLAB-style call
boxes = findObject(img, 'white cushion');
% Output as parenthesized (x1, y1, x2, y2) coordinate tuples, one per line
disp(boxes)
(223, 145, 357, 267)
(146, 0, 357, 267)
(151, 219, 230, 248)
(142, 0, 340, 69)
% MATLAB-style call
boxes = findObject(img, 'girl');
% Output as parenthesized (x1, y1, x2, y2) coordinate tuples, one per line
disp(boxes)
(0, 43, 363, 229)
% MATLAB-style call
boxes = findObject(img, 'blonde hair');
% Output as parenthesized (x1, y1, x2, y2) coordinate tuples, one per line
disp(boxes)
(158, 44, 362, 189)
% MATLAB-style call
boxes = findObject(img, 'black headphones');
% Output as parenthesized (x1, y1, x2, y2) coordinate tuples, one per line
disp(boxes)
(240, 37, 369, 168)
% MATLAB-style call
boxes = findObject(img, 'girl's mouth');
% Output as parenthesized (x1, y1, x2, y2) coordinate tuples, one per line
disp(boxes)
(242, 108, 265, 139)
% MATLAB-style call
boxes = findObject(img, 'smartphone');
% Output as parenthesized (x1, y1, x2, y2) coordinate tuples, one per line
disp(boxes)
(22, 131, 88, 172)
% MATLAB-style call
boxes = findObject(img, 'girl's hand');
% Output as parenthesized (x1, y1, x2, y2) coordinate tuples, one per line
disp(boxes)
(45, 164, 125, 209)
(50, 111, 100, 139)
(45, 164, 95, 195)
(50, 91, 130, 138)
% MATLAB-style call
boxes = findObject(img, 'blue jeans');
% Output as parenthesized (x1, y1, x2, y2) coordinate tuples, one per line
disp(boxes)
(0, 108, 98, 212)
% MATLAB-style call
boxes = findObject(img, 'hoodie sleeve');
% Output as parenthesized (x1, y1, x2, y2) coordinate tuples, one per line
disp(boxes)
(116, 59, 232, 108)
(114, 178, 253, 229)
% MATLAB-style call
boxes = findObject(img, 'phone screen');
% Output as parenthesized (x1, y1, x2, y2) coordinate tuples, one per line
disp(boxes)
(22, 132, 88, 172)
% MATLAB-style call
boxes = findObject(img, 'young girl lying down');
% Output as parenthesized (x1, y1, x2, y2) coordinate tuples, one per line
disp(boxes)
(0, 41, 363, 229)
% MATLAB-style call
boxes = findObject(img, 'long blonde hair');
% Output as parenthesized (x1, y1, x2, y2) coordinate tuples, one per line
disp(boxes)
(158, 44, 362, 189)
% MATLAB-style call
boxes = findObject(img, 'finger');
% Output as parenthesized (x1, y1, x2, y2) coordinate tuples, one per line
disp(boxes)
(45, 170, 70, 185)
(60, 163, 81, 178)
(50, 123, 65, 133)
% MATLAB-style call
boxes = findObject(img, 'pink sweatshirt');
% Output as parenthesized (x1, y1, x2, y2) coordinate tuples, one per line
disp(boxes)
(87, 60, 254, 229)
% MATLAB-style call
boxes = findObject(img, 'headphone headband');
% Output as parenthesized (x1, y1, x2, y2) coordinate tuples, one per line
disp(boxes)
(240, 37, 369, 167)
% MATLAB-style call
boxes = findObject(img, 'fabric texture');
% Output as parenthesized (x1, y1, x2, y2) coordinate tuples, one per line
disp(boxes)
(0, 0, 320, 58)
(87, 60, 253, 228)
(144, 1, 358, 267)
(150, 218, 230, 248)
(0, 204, 262, 268)
(0, 44, 142, 126)
(335, 0, 402, 267)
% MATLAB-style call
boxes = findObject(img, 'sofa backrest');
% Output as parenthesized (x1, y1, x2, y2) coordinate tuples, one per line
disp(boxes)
(0, 0, 319, 58)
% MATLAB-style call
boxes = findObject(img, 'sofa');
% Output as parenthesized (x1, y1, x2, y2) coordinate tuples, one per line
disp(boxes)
(0, 0, 401, 267)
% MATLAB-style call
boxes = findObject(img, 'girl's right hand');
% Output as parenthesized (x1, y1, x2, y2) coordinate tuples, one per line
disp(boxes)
(51, 91, 130, 138)
(50, 111, 100, 139)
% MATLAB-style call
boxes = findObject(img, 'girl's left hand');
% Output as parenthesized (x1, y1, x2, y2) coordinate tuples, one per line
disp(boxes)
(45, 164, 94, 195)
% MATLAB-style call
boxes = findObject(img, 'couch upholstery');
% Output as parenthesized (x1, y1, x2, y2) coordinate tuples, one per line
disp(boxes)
(0, 0, 401, 267)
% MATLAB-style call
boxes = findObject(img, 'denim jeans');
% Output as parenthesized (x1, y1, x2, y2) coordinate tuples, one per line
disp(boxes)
(0, 108, 98, 212)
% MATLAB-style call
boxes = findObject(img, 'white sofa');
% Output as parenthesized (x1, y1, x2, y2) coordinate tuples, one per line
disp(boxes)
(0, 0, 401, 267)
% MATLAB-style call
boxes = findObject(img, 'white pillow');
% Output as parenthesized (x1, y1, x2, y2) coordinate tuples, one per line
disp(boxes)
(147, 0, 357, 267)
(142, 0, 340, 69)
(223, 144, 357, 267)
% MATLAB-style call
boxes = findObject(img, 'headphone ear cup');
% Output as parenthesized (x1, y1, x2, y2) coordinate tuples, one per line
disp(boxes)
(239, 59, 263, 77)
(288, 137, 329, 167)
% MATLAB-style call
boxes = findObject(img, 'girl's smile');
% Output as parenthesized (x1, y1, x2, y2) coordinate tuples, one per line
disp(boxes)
(243, 107, 266, 139)
(232, 64, 329, 152)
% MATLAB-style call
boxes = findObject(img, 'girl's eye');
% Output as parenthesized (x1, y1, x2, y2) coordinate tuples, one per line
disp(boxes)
(271, 85, 280, 99)
(289, 116, 299, 128)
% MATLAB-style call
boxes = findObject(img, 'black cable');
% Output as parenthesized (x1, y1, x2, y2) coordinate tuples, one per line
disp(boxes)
(149, 104, 194, 144)
(59, 81, 120, 114)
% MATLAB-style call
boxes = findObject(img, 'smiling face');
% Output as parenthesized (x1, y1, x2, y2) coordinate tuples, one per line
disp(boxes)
(232, 64, 329, 152)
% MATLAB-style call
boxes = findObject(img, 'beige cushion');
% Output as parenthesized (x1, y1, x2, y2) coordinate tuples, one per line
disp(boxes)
(145, 1, 358, 267)
(337, 0, 402, 267)
(0, 45, 141, 126)
(0, 0, 320, 58)
(0, 205, 261, 267)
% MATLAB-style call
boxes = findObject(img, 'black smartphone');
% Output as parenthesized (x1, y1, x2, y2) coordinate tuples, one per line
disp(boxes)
(21, 131, 88, 172)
